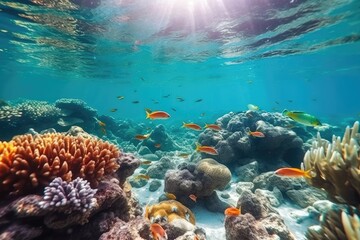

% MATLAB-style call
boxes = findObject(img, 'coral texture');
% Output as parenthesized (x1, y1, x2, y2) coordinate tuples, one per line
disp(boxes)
(0, 133, 120, 197)
(302, 121, 360, 206)
(196, 158, 231, 192)
(306, 205, 360, 240)
(39, 177, 97, 213)
(145, 200, 196, 225)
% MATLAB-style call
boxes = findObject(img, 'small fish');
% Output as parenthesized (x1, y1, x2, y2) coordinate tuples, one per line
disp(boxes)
(195, 143, 218, 155)
(275, 167, 312, 178)
(176, 97, 185, 102)
(246, 128, 265, 138)
(141, 77, 145, 81)
(275, 101, 280, 105)
(200, 112, 206, 117)
(282, 109, 322, 127)
(97, 120, 106, 127)
(134, 174, 150, 181)
(100, 127, 106, 135)
(178, 153, 190, 158)
(132, 100, 140, 104)
(189, 194, 197, 202)
(141, 160, 152, 165)
(195, 99, 203, 103)
(150, 223, 168, 240)
(247, 104, 259, 111)
(205, 124, 221, 131)
(146, 110, 171, 120)
(162, 94, 170, 98)
(183, 122, 202, 131)
(224, 207, 241, 217)
(288, 100, 293, 103)
(165, 192, 177, 200)
(110, 108, 117, 112)
(117, 96, 125, 100)
(154, 143, 161, 148)
(135, 134, 150, 140)
(152, 100, 159, 104)
(171, 108, 177, 112)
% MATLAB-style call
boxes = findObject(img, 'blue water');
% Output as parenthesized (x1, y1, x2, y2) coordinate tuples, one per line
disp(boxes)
(0, 0, 360, 122)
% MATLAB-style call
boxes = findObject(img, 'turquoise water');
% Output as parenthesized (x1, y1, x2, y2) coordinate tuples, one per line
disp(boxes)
(1, 0, 360, 121)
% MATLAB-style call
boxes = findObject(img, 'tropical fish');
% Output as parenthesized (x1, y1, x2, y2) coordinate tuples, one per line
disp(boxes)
(224, 207, 241, 217)
(200, 112, 206, 117)
(195, 143, 218, 155)
(246, 128, 265, 138)
(150, 223, 168, 240)
(176, 97, 185, 102)
(275, 101, 280, 105)
(165, 192, 177, 200)
(132, 100, 140, 104)
(146, 110, 171, 120)
(134, 174, 150, 181)
(57, 117, 84, 127)
(100, 127, 106, 135)
(205, 124, 221, 131)
(247, 104, 259, 111)
(154, 143, 161, 148)
(178, 153, 190, 158)
(275, 167, 312, 178)
(162, 94, 170, 98)
(183, 123, 202, 131)
(117, 96, 125, 100)
(135, 134, 150, 140)
(171, 108, 176, 112)
(195, 99, 203, 102)
(282, 109, 322, 127)
(152, 100, 159, 104)
(95, 119, 106, 127)
(189, 194, 197, 202)
(141, 160, 152, 165)
(110, 108, 117, 112)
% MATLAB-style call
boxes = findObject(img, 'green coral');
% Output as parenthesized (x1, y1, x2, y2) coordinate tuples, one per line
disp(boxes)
(302, 121, 360, 207)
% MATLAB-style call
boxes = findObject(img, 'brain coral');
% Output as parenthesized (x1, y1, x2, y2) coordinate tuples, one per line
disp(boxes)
(0, 133, 120, 198)
(196, 158, 231, 193)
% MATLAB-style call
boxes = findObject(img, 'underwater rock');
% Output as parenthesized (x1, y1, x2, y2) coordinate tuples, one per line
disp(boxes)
(225, 213, 274, 240)
(260, 213, 296, 240)
(99, 217, 149, 240)
(140, 124, 181, 152)
(198, 111, 305, 168)
(238, 190, 267, 220)
(235, 160, 259, 182)
(55, 98, 97, 121)
(203, 191, 231, 213)
(0, 222, 43, 240)
(147, 156, 176, 179)
(253, 172, 305, 193)
(255, 188, 283, 208)
(65, 125, 93, 138)
(116, 152, 141, 186)
(236, 182, 255, 195)
(149, 180, 162, 192)
(286, 187, 327, 208)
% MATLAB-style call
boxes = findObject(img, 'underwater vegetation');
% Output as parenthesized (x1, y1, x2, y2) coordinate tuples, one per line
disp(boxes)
(0, 98, 359, 240)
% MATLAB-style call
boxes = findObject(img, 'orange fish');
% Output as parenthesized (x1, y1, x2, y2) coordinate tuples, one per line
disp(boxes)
(150, 223, 168, 240)
(205, 124, 221, 131)
(189, 194, 197, 202)
(224, 207, 241, 217)
(248, 131, 265, 138)
(195, 143, 218, 155)
(165, 192, 177, 200)
(183, 123, 202, 131)
(155, 143, 161, 148)
(97, 120, 106, 127)
(146, 110, 170, 120)
(135, 134, 150, 140)
(275, 168, 312, 178)
(134, 174, 150, 181)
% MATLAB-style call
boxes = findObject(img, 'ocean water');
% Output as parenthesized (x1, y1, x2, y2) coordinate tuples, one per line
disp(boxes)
(0, 0, 360, 239)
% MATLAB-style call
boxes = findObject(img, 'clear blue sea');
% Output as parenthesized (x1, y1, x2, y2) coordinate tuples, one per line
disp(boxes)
(1, 0, 359, 123)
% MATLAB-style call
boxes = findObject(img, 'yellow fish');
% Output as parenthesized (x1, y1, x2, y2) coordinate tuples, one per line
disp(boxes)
(165, 192, 177, 200)
(282, 109, 322, 127)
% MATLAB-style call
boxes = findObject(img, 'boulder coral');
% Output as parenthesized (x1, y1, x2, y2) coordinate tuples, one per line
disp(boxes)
(302, 121, 360, 206)
(0, 133, 120, 198)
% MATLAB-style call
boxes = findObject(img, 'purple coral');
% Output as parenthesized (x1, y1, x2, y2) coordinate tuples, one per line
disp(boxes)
(39, 177, 97, 213)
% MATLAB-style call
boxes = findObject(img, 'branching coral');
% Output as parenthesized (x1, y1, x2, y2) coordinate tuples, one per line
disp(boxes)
(39, 177, 97, 213)
(306, 206, 360, 240)
(302, 121, 360, 206)
(0, 133, 120, 198)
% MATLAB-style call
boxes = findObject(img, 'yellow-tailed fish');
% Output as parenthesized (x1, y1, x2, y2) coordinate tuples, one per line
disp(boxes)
(282, 109, 322, 127)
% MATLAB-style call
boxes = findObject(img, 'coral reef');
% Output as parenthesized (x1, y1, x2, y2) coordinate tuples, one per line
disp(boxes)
(302, 121, 360, 206)
(306, 205, 360, 240)
(116, 152, 141, 185)
(198, 111, 304, 169)
(139, 124, 181, 152)
(164, 160, 231, 211)
(0, 133, 120, 198)
(39, 177, 97, 214)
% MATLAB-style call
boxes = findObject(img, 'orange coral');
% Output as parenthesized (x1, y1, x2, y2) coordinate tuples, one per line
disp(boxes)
(0, 133, 120, 198)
